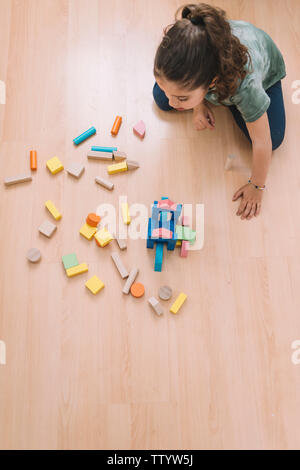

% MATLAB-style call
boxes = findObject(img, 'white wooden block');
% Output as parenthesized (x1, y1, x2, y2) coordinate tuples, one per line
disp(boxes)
(39, 220, 57, 238)
(4, 173, 32, 186)
(111, 252, 129, 279)
(148, 296, 164, 316)
(113, 233, 127, 250)
(126, 160, 140, 170)
(224, 154, 235, 171)
(87, 151, 113, 161)
(112, 151, 127, 161)
(95, 176, 114, 190)
(122, 267, 139, 294)
(27, 248, 41, 263)
(66, 163, 85, 178)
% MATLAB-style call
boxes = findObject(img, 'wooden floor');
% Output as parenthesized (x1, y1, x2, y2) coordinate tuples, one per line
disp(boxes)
(0, 0, 300, 450)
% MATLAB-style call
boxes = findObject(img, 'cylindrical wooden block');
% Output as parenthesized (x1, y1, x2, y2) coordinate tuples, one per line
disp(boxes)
(111, 116, 122, 136)
(30, 150, 37, 170)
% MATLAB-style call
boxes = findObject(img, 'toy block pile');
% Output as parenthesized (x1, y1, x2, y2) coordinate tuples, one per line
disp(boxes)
(147, 197, 196, 271)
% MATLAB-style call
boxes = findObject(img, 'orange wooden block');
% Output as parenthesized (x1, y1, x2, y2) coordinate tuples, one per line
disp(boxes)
(130, 282, 145, 298)
(111, 115, 122, 136)
(30, 150, 37, 170)
(86, 213, 100, 227)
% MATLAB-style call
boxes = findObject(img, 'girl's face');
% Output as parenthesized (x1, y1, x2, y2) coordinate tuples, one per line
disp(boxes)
(156, 77, 214, 110)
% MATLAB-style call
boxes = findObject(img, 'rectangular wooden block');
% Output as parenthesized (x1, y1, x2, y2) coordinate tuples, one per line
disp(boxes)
(45, 200, 62, 220)
(39, 220, 57, 238)
(122, 267, 139, 294)
(4, 173, 32, 186)
(113, 234, 127, 250)
(95, 176, 114, 190)
(94, 228, 114, 247)
(111, 252, 129, 279)
(170, 292, 187, 314)
(112, 151, 127, 161)
(87, 151, 113, 161)
(66, 263, 88, 277)
(46, 156, 64, 174)
(107, 161, 128, 175)
(121, 203, 131, 225)
(80, 223, 97, 240)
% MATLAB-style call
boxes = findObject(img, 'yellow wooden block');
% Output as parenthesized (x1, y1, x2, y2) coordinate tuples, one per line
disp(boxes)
(85, 275, 105, 294)
(107, 161, 128, 175)
(46, 156, 64, 174)
(176, 240, 182, 246)
(66, 263, 88, 277)
(45, 200, 62, 220)
(94, 228, 114, 247)
(170, 292, 187, 314)
(80, 223, 97, 240)
(121, 203, 131, 225)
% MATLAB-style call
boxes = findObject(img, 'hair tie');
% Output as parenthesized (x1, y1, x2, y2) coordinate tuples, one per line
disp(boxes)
(190, 16, 204, 26)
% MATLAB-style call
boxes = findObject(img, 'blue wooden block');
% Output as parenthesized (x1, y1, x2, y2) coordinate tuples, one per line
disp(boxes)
(91, 146, 117, 152)
(154, 242, 164, 272)
(147, 218, 154, 248)
(161, 196, 169, 200)
(73, 126, 96, 145)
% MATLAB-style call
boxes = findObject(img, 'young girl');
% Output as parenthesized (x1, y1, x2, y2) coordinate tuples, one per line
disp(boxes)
(153, 3, 286, 220)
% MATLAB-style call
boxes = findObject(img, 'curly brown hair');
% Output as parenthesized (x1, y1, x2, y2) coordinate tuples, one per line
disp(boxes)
(153, 3, 253, 102)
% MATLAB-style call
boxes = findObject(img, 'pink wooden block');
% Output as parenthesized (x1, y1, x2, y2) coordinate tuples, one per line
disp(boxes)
(133, 120, 146, 139)
(182, 216, 190, 226)
(152, 227, 172, 239)
(180, 240, 189, 257)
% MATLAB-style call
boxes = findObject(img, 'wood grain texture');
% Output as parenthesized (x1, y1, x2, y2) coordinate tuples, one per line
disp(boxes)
(0, 0, 300, 450)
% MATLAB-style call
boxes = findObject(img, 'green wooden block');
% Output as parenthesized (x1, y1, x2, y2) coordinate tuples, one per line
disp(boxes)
(175, 225, 184, 240)
(182, 226, 193, 240)
(62, 253, 79, 270)
(189, 230, 196, 244)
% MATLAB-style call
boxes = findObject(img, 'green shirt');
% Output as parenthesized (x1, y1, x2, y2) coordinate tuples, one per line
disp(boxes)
(204, 20, 286, 122)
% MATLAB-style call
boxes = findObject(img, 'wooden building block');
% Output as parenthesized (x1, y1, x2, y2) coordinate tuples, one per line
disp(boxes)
(112, 151, 127, 161)
(86, 213, 100, 227)
(91, 146, 117, 152)
(66, 163, 85, 179)
(111, 115, 122, 136)
(66, 263, 88, 277)
(130, 282, 145, 298)
(27, 248, 41, 263)
(62, 253, 79, 270)
(113, 233, 127, 250)
(126, 160, 140, 170)
(85, 275, 105, 294)
(95, 176, 114, 190)
(148, 297, 163, 316)
(122, 267, 139, 294)
(46, 156, 64, 174)
(170, 292, 187, 314)
(158, 285, 172, 301)
(180, 240, 189, 257)
(111, 252, 129, 279)
(39, 220, 57, 238)
(154, 242, 163, 272)
(176, 240, 182, 247)
(80, 223, 97, 240)
(107, 161, 128, 175)
(94, 228, 113, 247)
(121, 203, 131, 225)
(4, 173, 32, 186)
(45, 200, 62, 220)
(133, 120, 146, 139)
(87, 151, 113, 161)
(73, 126, 96, 145)
(30, 150, 37, 170)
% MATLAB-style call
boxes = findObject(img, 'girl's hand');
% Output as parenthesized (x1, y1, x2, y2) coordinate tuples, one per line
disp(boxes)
(232, 183, 263, 220)
(193, 102, 215, 131)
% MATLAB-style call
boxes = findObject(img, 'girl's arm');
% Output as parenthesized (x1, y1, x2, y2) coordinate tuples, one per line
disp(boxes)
(246, 112, 272, 186)
(232, 112, 272, 220)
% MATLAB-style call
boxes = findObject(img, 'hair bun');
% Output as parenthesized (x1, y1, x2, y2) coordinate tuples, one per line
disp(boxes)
(190, 15, 205, 26)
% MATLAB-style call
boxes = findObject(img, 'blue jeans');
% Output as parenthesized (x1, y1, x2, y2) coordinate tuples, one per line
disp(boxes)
(152, 81, 286, 151)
